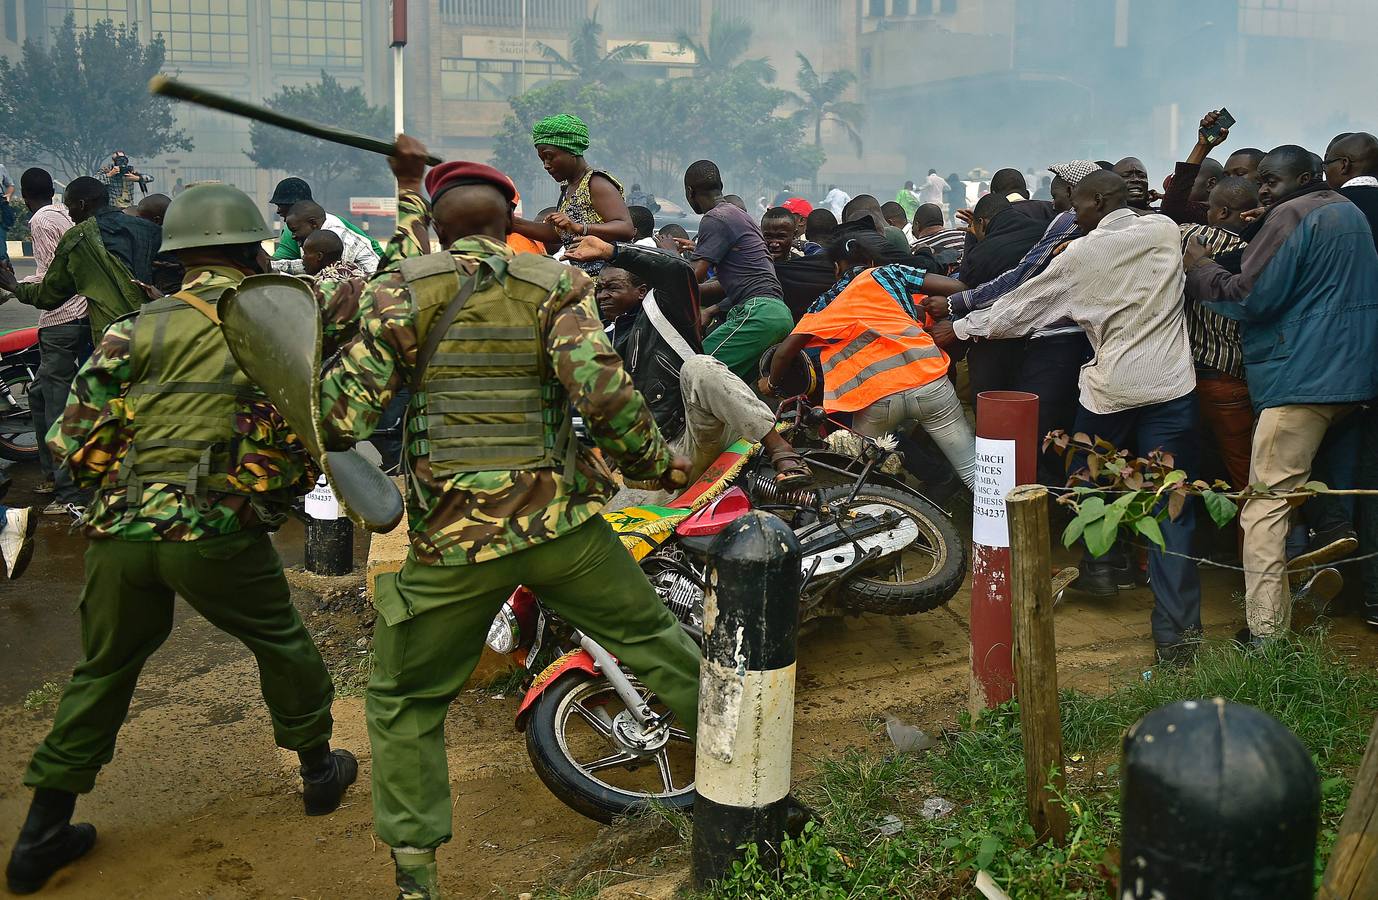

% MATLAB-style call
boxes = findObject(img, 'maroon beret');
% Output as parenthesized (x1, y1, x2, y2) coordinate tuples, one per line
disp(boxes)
(424, 160, 517, 205)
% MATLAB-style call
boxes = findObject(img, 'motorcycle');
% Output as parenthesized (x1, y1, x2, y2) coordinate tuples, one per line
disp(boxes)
(0, 327, 41, 463)
(485, 397, 966, 823)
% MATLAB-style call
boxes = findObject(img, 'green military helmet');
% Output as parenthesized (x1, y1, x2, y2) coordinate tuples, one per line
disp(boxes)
(160, 182, 275, 252)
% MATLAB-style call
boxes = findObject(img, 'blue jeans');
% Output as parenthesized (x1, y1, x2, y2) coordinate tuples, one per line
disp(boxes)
(1074, 393, 1202, 646)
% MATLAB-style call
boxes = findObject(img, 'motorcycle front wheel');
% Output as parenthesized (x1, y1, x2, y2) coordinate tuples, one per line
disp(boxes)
(0, 365, 38, 463)
(819, 483, 966, 615)
(526, 671, 696, 824)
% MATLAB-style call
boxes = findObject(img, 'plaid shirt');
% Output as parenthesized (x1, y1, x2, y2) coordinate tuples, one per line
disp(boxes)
(1180, 223, 1246, 378)
(272, 214, 379, 276)
(808, 263, 929, 319)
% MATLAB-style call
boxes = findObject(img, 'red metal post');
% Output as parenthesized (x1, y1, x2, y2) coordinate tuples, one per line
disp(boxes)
(391, 0, 408, 46)
(969, 390, 1039, 717)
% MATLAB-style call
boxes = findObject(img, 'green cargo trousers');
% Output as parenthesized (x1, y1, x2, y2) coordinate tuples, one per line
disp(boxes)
(368, 515, 702, 850)
(24, 531, 335, 794)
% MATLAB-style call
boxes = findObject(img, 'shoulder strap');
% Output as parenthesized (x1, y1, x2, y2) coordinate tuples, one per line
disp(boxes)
(409, 263, 489, 392)
(641, 291, 695, 364)
(172, 290, 221, 324)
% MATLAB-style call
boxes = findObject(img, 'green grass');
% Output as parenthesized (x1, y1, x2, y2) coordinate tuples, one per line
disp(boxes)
(23, 681, 63, 710)
(707, 631, 1378, 899)
(330, 650, 373, 698)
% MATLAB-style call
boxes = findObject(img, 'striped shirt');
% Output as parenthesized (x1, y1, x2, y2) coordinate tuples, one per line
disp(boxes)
(948, 210, 1082, 338)
(952, 209, 1195, 415)
(911, 227, 967, 258)
(1179, 224, 1245, 378)
(21, 203, 87, 328)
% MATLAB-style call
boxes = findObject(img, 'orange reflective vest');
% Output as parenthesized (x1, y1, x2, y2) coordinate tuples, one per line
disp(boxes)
(506, 232, 548, 256)
(795, 267, 949, 413)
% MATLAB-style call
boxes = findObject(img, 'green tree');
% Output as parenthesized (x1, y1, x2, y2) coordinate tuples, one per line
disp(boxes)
(675, 12, 775, 83)
(789, 52, 865, 156)
(245, 71, 390, 211)
(0, 15, 192, 178)
(537, 10, 648, 85)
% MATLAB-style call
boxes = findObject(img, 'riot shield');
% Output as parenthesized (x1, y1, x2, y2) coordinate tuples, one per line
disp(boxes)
(218, 273, 404, 532)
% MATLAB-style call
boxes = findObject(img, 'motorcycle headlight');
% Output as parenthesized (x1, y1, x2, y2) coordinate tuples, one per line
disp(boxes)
(485, 604, 521, 655)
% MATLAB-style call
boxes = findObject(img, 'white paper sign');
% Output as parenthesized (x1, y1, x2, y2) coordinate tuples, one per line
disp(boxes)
(973, 438, 1016, 548)
(304, 475, 341, 521)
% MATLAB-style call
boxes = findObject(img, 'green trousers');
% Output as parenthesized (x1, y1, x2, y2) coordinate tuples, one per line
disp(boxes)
(367, 515, 702, 850)
(24, 531, 335, 794)
(702, 295, 795, 384)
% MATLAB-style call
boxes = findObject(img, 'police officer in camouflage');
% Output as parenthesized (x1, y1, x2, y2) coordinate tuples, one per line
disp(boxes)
(5, 184, 357, 896)
(311, 139, 701, 899)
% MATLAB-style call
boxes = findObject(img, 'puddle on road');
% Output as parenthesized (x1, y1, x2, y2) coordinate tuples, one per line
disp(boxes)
(0, 461, 370, 705)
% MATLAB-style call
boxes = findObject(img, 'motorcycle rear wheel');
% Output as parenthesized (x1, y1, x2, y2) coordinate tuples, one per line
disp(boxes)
(819, 483, 966, 615)
(0, 366, 38, 463)
(526, 671, 696, 824)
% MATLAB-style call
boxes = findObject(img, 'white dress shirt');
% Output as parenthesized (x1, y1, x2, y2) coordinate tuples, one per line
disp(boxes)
(952, 208, 1195, 415)
(272, 213, 379, 275)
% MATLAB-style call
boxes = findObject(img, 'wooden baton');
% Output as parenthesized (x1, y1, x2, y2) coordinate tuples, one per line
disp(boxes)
(149, 75, 442, 165)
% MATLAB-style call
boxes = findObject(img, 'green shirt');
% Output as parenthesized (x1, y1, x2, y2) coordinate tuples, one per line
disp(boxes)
(272, 211, 383, 260)
(4, 217, 147, 340)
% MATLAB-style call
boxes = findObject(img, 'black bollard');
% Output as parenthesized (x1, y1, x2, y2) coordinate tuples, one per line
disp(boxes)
(1120, 699, 1319, 899)
(304, 475, 354, 576)
(692, 511, 802, 889)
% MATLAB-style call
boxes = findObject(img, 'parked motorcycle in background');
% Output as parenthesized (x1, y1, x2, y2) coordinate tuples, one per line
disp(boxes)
(487, 396, 967, 822)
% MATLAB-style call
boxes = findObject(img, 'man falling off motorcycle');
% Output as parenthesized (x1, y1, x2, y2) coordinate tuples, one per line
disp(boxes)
(310, 140, 702, 900)
(566, 234, 812, 501)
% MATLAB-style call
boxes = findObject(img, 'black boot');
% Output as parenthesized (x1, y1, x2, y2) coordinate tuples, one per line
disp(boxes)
(5, 788, 97, 894)
(299, 746, 358, 816)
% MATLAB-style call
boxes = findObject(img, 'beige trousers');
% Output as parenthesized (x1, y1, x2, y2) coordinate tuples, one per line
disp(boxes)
(1242, 403, 1356, 636)
(609, 355, 776, 510)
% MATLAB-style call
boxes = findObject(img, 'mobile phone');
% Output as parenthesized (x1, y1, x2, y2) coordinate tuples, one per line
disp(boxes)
(1202, 108, 1236, 145)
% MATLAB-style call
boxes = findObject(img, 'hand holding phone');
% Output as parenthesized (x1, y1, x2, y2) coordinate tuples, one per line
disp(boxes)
(1200, 108, 1236, 146)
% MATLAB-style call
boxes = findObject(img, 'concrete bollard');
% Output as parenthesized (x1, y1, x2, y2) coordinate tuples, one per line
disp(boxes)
(1120, 699, 1319, 899)
(691, 511, 802, 888)
(304, 475, 353, 575)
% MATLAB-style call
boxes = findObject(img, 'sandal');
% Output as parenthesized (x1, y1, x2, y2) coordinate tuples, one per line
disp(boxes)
(768, 445, 813, 487)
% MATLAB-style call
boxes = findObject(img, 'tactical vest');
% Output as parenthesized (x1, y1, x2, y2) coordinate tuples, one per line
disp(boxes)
(114, 290, 263, 508)
(400, 251, 577, 480)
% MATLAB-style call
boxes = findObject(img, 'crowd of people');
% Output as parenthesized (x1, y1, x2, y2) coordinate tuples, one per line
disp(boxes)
(0, 106, 1376, 897)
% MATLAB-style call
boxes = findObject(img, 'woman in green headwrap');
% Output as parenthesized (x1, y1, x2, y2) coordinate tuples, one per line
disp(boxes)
(511, 114, 635, 274)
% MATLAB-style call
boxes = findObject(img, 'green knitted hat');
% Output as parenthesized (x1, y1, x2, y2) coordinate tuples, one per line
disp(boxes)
(531, 114, 590, 156)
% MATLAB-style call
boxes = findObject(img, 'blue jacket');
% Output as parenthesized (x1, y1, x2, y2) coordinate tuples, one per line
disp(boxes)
(1186, 189, 1378, 410)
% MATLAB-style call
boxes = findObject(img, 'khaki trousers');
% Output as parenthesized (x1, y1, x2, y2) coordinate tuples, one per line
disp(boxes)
(611, 355, 776, 509)
(1242, 403, 1356, 636)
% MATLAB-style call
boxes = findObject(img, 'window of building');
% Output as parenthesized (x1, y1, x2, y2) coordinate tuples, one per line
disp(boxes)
(439, 0, 584, 30)
(150, 0, 250, 65)
(270, 0, 364, 68)
(45, 0, 130, 29)
(891, 0, 909, 15)
(917, 0, 933, 13)
(940, 0, 957, 12)
(4, 0, 16, 42)
(868, 0, 886, 16)
(441, 58, 568, 102)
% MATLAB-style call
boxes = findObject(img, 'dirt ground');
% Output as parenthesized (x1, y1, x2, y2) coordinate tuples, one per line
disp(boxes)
(1, 461, 1375, 898)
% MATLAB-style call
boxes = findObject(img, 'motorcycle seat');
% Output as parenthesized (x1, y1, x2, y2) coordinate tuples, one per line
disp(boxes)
(0, 327, 38, 354)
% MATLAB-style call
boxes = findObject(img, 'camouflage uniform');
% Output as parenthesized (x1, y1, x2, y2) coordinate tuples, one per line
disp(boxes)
(315, 190, 701, 853)
(22, 262, 337, 795)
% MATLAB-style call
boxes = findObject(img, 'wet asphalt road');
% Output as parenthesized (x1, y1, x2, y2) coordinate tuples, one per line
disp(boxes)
(0, 265, 369, 705)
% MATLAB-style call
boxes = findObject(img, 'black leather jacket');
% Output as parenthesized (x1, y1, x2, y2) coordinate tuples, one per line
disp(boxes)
(606, 244, 703, 442)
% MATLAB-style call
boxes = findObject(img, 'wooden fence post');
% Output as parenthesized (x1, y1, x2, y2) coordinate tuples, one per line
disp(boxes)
(1006, 484, 1069, 844)
(1320, 714, 1378, 899)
